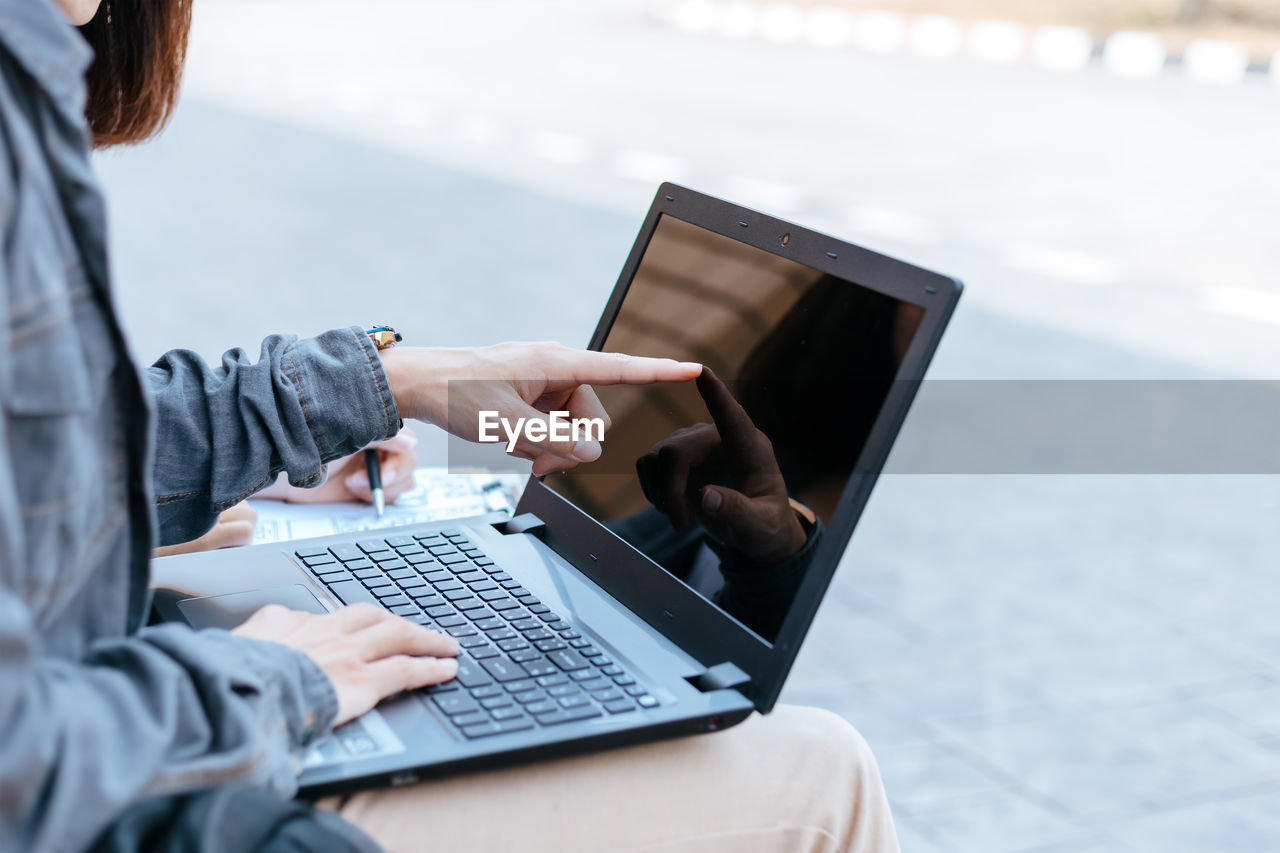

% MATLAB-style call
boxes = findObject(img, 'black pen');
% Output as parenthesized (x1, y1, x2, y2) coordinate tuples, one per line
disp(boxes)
(364, 448, 385, 518)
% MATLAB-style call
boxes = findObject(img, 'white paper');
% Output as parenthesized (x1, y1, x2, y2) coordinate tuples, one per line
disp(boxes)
(249, 467, 526, 544)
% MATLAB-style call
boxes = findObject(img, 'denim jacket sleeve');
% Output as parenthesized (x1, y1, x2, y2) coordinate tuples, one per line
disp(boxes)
(147, 327, 401, 546)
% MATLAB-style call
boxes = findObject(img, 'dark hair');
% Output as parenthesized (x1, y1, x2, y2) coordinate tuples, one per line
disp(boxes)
(77, 0, 193, 147)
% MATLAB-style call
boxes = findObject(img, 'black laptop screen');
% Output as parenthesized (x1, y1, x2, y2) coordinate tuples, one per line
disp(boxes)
(543, 213, 924, 643)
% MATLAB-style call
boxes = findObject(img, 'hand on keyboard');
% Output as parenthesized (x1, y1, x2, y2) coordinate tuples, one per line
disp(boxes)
(232, 601, 459, 725)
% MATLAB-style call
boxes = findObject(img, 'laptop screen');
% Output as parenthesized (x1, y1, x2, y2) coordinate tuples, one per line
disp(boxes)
(543, 213, 925, 643)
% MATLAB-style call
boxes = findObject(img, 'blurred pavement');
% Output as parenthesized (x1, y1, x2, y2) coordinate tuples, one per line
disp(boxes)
(94, 2, 1280, 850)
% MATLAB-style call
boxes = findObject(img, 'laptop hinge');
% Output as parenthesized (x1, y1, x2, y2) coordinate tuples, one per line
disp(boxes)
(492, 513, 546, 538)
(690, 662, 751, 694)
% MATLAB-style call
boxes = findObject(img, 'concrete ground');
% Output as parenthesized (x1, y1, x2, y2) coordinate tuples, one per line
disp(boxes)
(94, 2, 1280, 849)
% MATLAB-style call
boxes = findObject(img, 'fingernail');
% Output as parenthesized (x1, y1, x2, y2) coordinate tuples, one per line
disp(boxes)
(345, 474, 366, 490)
(383, 468, 398, 484)
(702, 489, 722, 513)
(572, 439, 602, 462)
(441, 658, 459, 673)
(680, 361, 702, 371)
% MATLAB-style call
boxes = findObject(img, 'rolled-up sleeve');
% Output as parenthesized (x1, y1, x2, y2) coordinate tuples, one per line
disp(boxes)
(147, 326, 399, 545)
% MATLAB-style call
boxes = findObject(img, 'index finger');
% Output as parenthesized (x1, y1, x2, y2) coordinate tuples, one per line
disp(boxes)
(553, 350, 702, 387)
(696, 367, 757, 450)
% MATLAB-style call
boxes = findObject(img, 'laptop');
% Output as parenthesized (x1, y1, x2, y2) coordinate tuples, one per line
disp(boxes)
(151, 182, 962, 795)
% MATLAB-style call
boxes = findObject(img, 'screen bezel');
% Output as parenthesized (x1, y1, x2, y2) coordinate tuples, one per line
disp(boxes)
(517, 182, 962, 712)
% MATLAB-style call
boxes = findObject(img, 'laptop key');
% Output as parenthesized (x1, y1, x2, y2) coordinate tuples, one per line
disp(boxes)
(452, 711, 489, 727)
(358, 539, 390, 554)
(301, 555, 337, 569)
(470, 645, 500, 660)
(364, 577, 394, 590)
(601, 664, 624, 677)
(480, 695, 514, 710)
(612, 674, 636, 686)
(385, 535, 415, 548)
(456, 571, 486, 584)
(454, 660, 492, 688)
(474, 618, 505, 632)
(547, 649, 590, 672)
(436, 580, 464, 593)
(461, 717, 534, 738)
(512, 689, 546, 704)
(295, 547, 328, 559)
(547, 684, 580, 698)
(536, 673, 569, 688)
(313, 570, 352, 583)
(352, 567, 380, 580)
(454, 598, 485, 611)
(389, 604, 419, 617)
(405, 553, 434, 566)
(558, 694, 590, 709)
(502, 679, 537, 694)
(603, 699, 635, 714)
(398, 577, 428, 590)
(462, 608, 496, 623)
(471, 685, 503, 699)
(636, 695, 659, 708)
(425, 605, 455, 618)
(487, 627, 517, 642)
(490, 706, 525, 722)
(478, 657, 529, 682)
(578, 678, 611, 692)
(524, 700, 558, 716)
(524, 661, 558, 678)
(439, 554, 468, 566)
(510, 649, 543, 664)
(327, 580, 380, 608)
(490, 599, 521, 612)
(523, 628, 554, 642)
(535, 706, 602, 726)
(511, 619, 541, 632)
(433, 694, 480, 716)
(458, 635, 490, 648)
(497, 638, 530, 653)
(590, 688, 624, 703)
(534, 639, 567, 653)
(623, 685, 647, 697)
(569, 669, 598, 682)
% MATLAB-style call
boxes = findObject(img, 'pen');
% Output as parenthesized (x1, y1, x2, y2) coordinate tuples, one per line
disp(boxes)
(365, 448, 385, 519)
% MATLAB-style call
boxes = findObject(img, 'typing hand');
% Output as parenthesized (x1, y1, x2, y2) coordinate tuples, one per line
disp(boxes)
(379, 342, 701, 476)
(232, 603, 459, 725)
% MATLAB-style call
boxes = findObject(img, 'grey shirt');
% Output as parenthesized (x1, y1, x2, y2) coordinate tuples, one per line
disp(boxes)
(0, 1, 401, 849)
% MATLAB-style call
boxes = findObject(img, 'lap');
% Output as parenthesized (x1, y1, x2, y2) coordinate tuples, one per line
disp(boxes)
(319, 705, 898, 853)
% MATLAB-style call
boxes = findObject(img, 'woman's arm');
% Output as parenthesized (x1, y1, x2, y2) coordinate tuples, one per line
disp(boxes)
(147, 327, 399, 546)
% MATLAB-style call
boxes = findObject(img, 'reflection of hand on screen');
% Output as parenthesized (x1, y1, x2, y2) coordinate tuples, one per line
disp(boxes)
(635, 368, 806, 564)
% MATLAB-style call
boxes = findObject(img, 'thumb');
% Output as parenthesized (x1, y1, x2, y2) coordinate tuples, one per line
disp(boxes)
(697, 485, 762, 549)
(503, 404, 601, 464)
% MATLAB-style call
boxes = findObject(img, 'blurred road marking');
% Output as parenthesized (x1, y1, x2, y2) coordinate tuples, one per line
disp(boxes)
(805, 7, 855, 49)
(968, 20, 1025, 65)
(909, 15, 964, 60)
(1184, 40, 1250, 84)
(758, 3, 805, 44)
(1031, 26, 1094, 73)
(1004, 244, 1122, 285)
(715, 2, 757, 40)
(1104, 32, 1168, 78)
(614, 149, 688, 184)
(848, 205, 937, 242)
(669, 0, 716, 35)
(528, 132, 591, 165)
(852, 11, 907, 54)
(1202, 287, 1280, 327)
(723, 175, 806, 212)
(454, 116, 505, 145)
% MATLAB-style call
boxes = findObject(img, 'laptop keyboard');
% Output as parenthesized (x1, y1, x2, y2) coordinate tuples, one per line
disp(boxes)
(294, 528, 659, 738)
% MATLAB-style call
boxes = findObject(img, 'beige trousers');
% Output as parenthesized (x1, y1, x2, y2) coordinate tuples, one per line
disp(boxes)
(319, 705, 900, 853)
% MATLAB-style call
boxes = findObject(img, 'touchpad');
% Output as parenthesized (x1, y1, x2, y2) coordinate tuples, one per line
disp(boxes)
(176, 585, 328, 630)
